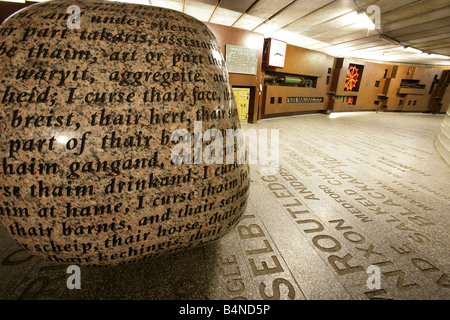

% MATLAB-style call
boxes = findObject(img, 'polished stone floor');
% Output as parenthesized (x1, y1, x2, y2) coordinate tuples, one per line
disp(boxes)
(1, 111, 449, 300)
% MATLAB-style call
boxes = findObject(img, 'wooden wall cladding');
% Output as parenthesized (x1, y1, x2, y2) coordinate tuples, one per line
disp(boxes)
(261, 46, 446, 115)
(332, 59, 392, 112)
(385, 66, 443, 112)
(0, 1, 29, 24)
(330, 59, 449, 113)
(205, 22, 264, 123)
(263, 85, 328, 115)
(261, 44, 334, 116)
(266, 44, 331, 78)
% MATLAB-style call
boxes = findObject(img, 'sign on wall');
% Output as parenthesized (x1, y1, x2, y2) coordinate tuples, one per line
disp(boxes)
(233, 87, 251, 123)
(286, 97, 324, 103)
(225, 45, 258, 75)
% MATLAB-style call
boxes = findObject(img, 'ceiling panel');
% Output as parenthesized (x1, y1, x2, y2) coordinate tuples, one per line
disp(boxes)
(151, 0, 183, 11)
(252, 0, 334, 34)
(209, 7, 243, 26)
(300, 11, 364, 38)
(319, 27, 379, 44)
(184, 0, 216, 21)
(420, 42, 450, 51)
(355, 0, 421, 13)
(429, 49, 450, 56)
(354, 44, 399, 54)
(245, 0, 296, 20)
(378, 0, 450, 24)
(399, 26, 450, 42)
(349, 40, 393, 51)
(415, 38, 450, 48)
(232, 13, 265, 30)
(382, 5, 450, 33)
(4, 0, 447, 65)
(324, 34, 381, 48)
(389, 18, 450, 38)
(283, 0, 357, 34)
(217, 0, 254, 12)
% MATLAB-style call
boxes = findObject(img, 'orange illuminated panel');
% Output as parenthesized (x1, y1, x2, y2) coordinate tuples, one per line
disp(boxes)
(345, 65, 360, 91)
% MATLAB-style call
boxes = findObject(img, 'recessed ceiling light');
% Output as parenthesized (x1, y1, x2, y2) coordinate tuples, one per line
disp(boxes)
(403, 46, 422, 54)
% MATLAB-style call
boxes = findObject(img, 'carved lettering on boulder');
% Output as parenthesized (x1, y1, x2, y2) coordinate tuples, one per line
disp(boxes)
(0, 0, 249, 265)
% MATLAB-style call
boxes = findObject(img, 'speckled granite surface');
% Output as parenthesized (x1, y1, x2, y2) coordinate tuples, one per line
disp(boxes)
(0, 0, 249, 265)
(435, 105, 450, 166)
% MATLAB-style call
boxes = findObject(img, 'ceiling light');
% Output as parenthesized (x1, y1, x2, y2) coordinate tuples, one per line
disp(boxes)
(403, 46, 422, 54)
(150, 0, 182, 11)
(257, 22, 281, 37)
(427, 53, 450, 60)
(356, 11, 376, 30)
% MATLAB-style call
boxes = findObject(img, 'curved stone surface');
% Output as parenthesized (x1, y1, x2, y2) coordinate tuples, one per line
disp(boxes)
(436, 105, 450, 166)
(0, 0, 249, 265)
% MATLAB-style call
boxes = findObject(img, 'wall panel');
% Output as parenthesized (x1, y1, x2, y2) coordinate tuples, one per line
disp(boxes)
(205, 22, 264, 123)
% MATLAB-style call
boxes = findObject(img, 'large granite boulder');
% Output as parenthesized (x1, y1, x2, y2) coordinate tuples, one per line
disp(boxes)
(0, 0, 249, 265)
